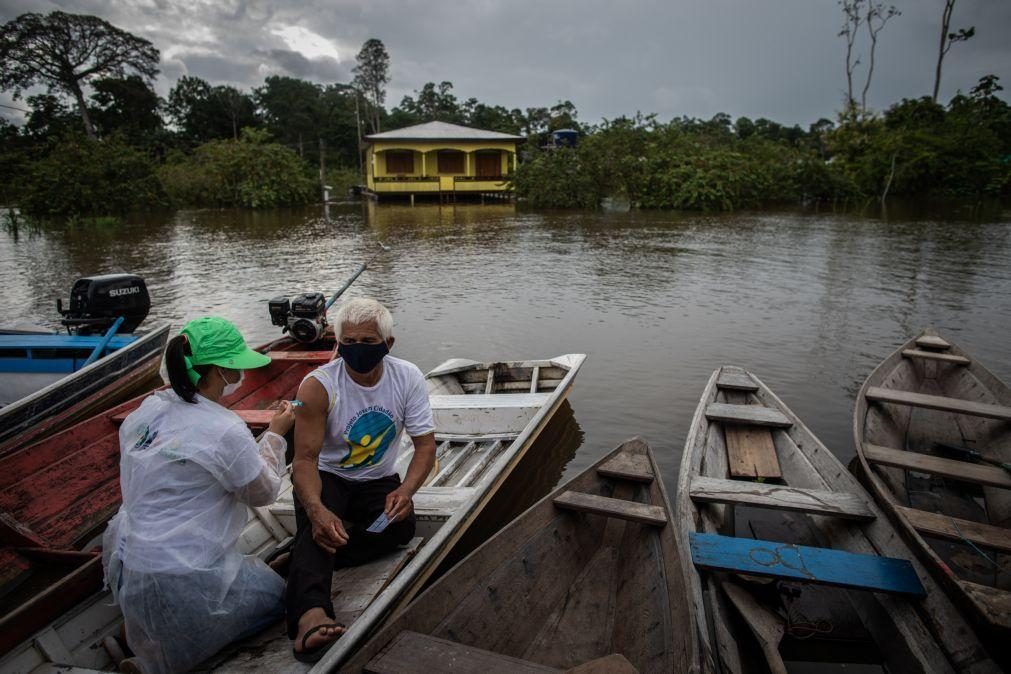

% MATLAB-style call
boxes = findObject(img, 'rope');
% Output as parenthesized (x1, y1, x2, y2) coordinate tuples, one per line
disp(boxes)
(949, 515, 1000, 569)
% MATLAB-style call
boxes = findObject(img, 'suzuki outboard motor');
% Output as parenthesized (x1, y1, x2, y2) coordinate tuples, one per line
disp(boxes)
(57, 274, 151, 335)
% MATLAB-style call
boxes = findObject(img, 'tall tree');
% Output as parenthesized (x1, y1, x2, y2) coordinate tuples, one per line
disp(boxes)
(352, 39, 390, 134)
(90, 75, 163, 142)
(860, 3, 900, 111)
(167, 76, 258, 142)
(932, 0, 975, 103)
(0, 11, 159, 138)
(838, 0, 865, 113)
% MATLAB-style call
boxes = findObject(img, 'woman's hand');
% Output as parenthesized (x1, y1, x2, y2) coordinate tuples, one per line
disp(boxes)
(268, 400, 296, 436)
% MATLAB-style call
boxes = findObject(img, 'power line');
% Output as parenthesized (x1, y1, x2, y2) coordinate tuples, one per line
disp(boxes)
(0, 103, 32, 114)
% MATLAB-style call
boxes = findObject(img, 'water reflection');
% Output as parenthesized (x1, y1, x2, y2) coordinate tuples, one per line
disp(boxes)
(1, 202, 1008, 485)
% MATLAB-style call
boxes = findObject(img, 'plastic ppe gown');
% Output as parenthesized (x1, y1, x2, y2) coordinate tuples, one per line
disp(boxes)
(102, 390, 287, 674)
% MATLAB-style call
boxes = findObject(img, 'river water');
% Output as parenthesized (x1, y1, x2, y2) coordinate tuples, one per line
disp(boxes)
(2, 201, 1010, 495)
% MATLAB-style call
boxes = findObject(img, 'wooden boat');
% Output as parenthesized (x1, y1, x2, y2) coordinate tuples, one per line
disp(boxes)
(0, 353, 585, 673)
(679, 366, 999, 673)
(341, 437, 700, 674)
(0, 323, 170, 455)
(0, 334, 338, 662)
(854, 328, 1011, 646)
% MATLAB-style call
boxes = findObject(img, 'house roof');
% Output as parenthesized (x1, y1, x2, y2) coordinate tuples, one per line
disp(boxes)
(364, 121, 524, 142)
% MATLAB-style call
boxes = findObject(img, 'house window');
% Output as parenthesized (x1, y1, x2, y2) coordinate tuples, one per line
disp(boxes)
(476, 151, 502, 178)
(437, 150, 465, 174)
(386, 151, 414, 174)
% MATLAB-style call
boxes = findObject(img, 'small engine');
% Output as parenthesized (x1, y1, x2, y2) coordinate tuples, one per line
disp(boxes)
(58, 274, 151, 335)
(269, 292, 328, 343)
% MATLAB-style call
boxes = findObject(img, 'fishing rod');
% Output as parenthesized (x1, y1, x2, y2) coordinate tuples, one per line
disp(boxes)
(268, 241, 391, 343)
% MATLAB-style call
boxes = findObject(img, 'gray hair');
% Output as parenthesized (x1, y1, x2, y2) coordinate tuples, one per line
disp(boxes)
(333, 297, 393, 340)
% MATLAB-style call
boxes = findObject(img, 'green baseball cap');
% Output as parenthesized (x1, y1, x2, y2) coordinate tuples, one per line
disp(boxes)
(180, 316, 271, 386)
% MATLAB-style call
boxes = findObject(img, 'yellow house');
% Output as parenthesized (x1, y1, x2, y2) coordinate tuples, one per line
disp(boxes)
(364, 121, 523, 202)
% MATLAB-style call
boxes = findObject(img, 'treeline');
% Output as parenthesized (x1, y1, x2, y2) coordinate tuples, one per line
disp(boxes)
(1, 10, 1009, 218)
(515, 76, 1011, 210)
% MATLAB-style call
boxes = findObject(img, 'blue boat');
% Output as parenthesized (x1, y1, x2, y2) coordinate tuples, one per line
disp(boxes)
(0, 275, 169, 454)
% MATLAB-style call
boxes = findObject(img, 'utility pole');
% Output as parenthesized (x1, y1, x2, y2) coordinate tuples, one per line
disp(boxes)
(354, 90, 364, 175)
(319, 137, 326, 201)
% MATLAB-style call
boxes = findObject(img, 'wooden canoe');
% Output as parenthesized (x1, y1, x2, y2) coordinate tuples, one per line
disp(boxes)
(341, 437, 700, 674)
(0, 322, 171, 455)
(0, 334, 338, 660)
(0, 354, 585, 673)
(854, 328, 1011, 648)
(680, 366, 998, 674)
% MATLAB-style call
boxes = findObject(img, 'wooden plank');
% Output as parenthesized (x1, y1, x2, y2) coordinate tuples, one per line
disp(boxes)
(596, 452, 654, 483)
(959, 581, 1011, 632)
(721, 583, 787, 674)
(553, 491, 667, 527)
(429, 441, 477, 487)
(484, 368, 495, 394)
(366, 630, 559, 673)
(895, 505, 1011, 554)
(863, 443, 1011, 489)
(689, 476, 876, 521)
(915, 335, 951, 350)
(724, 425, 782, 480)
(563, 655, 638, 674)
(704, 403, 792, 428)
(530, 365, 540, 393)
(110, 407, 274, 427)
(265, 350, 332, 363)
(716, 371, 759, 392)
(690, 532, 926, 597)
(866, 386, 1011, 421)
(901, 349, 970, 366)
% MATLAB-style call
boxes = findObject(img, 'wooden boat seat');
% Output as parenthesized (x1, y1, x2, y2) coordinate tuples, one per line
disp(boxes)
(264, 350, 332, 364)
(866, 386, 1011, 421)
(863, 443, 1011, 489)
(715, 371, 759, 392)
(689, 476, 876, 521)
(688, 532, 926, 597)
(915, 335, 951, 350)
(109, 408, 274, 428)
(704, 403, 792, 428)
(901, 349, 970, 366)
(553, 491, 667, 527)
(365, 630, 560, 673)
(895, 505, 1011, 554)
(597, 452, 653, 483)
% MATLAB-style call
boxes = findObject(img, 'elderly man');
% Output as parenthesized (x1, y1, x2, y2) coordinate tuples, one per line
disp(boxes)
(284, 298, 436, 662)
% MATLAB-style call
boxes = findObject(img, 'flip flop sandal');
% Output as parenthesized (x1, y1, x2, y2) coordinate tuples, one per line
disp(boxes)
(292, 623, 345, 663)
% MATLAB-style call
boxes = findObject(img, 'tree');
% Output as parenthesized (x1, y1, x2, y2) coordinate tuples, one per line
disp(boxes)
(255, 76, 323, 157)
(838, 0, 865, 112)
(933, 0, 975, 103)
(89, 75, 163, 142)
(0, 11, 159, 138)
(860, 3, 900, 111)
(352, 39, 390, 134)
(167, 76, 258, 143)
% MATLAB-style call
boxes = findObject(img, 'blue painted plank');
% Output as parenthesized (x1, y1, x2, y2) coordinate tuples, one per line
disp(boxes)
(689, 532, 926, 597)
(0, 334, 136, 349)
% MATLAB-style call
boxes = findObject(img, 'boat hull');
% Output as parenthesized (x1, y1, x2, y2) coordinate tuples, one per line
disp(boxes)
(0, 323, 171, 455)
(853, 328, 1011, 648)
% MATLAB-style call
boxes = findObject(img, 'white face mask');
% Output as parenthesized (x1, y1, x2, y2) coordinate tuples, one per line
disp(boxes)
(219, 368, 244, 397)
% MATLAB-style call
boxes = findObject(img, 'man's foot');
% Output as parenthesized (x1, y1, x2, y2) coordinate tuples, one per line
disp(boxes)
(293, 608, 344, 661)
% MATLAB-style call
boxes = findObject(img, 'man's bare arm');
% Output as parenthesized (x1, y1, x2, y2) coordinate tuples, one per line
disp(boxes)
(385, 432, 436, 522)
(292, 377, 348, 552)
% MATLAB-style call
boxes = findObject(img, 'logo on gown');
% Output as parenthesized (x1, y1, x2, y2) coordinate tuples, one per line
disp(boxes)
(340, 407, 396, 469)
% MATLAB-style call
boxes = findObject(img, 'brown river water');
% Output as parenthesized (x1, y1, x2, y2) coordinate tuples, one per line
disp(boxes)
(3, 200, 1010, 517)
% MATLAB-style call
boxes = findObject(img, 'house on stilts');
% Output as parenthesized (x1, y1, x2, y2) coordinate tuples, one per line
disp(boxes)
(363, 121, 523, 203)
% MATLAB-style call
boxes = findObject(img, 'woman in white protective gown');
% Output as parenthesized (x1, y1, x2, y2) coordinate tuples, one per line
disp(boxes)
(103, 317, 296, 673)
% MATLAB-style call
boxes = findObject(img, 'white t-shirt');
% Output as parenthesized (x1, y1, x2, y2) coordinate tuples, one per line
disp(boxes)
(110, 390, 272, 574)
(307, 356, 435, 481)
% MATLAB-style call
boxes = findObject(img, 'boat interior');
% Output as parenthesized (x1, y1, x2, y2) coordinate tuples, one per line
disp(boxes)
(860, 331, 1011, 627)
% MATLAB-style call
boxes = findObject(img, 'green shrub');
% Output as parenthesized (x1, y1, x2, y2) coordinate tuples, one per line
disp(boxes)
(159, 128, 317, 208)
(20, 134, 168, 217)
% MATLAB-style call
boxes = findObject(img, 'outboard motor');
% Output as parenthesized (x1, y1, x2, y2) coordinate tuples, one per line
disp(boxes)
(57, 274, 151, 335)
(269, 292, 327, 344)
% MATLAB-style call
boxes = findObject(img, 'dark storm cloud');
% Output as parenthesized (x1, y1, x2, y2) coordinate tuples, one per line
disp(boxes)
(1, 0, 1009, 126)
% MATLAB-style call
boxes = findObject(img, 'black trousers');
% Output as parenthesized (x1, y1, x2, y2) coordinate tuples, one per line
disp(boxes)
(284, 470, 415, 638)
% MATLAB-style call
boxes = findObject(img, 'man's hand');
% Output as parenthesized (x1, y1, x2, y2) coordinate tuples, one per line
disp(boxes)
(384, 485, 415, 523)
(307, 503, 349, 554)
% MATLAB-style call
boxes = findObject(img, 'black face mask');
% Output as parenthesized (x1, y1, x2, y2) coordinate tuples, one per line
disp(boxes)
(338, 341, 389, 374)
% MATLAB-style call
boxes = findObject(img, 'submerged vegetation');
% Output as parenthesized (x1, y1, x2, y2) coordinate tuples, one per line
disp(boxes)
(0, 9, 1008, 218)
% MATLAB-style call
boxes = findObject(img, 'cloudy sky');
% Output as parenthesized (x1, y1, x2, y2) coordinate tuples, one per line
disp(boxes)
(1, 0, 1009, 127)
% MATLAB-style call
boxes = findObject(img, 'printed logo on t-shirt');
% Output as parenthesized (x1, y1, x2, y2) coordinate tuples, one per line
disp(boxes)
(340, 406, 397, 469)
